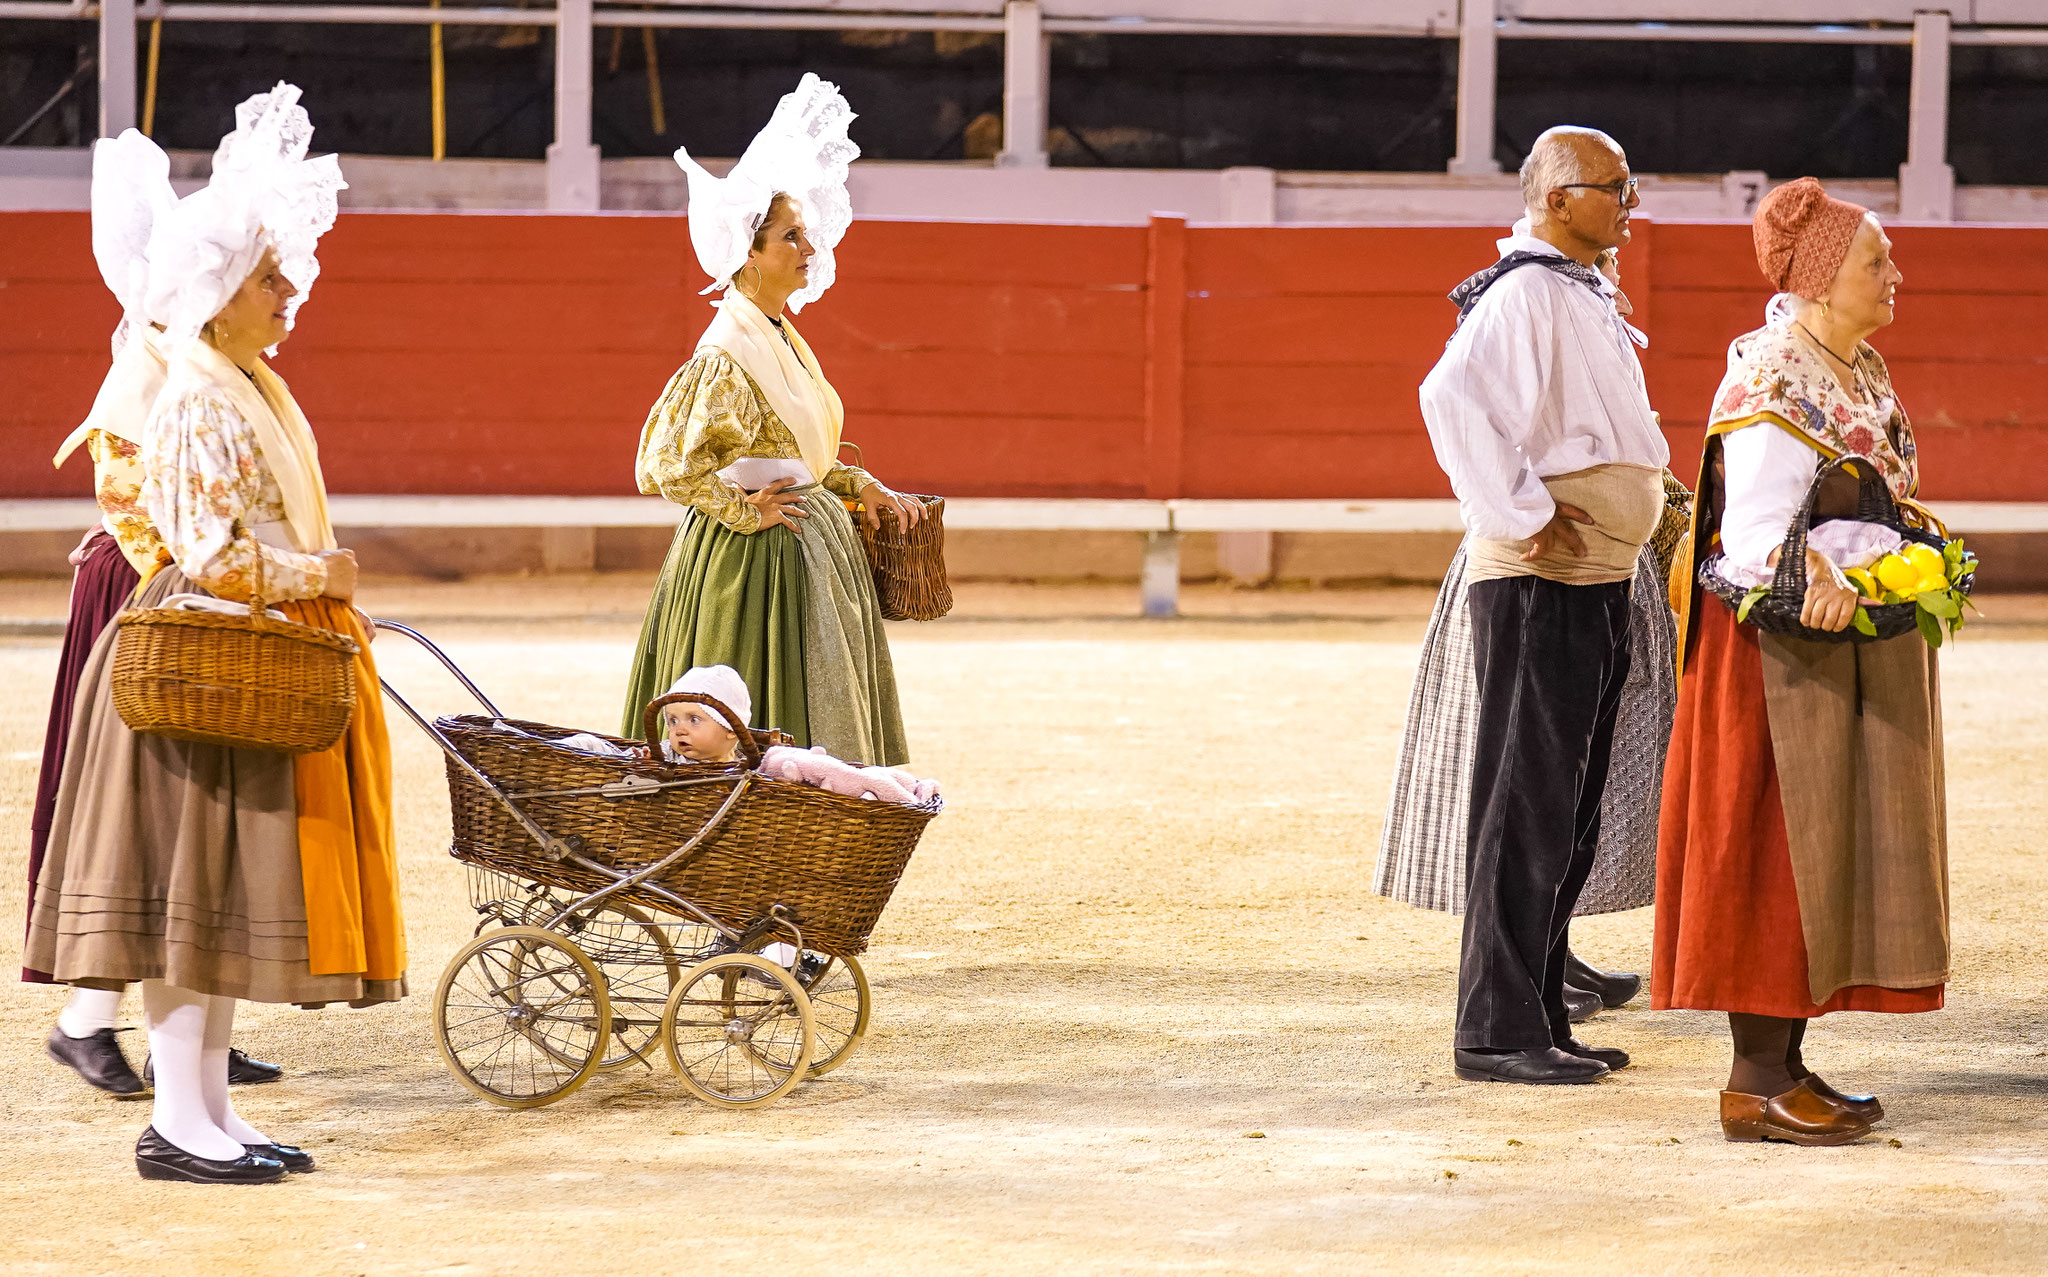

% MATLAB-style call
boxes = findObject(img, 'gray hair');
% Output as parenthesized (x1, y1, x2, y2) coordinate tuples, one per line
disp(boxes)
(1519, 126, 1619, 215)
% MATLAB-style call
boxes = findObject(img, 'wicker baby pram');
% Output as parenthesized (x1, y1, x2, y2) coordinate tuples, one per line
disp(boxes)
(375, 621, 941, 1112)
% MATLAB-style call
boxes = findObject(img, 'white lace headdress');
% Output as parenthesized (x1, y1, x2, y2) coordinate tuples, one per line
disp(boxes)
(673, 72, 858, 314)
(89, 129, 177, 356)
(144, 82, 346, 352)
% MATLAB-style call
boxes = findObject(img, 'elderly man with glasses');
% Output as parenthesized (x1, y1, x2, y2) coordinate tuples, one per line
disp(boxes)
(1418, 126, 1670, 1085)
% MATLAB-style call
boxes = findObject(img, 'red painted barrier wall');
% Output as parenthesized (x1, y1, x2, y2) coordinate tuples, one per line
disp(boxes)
(4, 210, 2044, 502)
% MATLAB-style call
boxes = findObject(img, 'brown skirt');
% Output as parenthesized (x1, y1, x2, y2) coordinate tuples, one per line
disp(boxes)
(23, 567, 406, 1007)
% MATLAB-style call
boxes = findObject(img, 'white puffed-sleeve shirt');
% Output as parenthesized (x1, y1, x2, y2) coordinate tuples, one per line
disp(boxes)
(1419, 235, 1670, 542)
(1717, 424, 1821, 577)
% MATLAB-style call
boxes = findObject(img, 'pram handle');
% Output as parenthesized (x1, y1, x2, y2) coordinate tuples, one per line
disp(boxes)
(642, 692, 766, 768)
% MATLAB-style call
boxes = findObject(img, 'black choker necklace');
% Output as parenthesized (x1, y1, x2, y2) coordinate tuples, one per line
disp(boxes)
(1795, 322, 1857, 371)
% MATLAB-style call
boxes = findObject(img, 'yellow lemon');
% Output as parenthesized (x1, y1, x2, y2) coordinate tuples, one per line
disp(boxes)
(1874, 553, 1921, 595)
(1916, 570, 1951, 597)
(1843, 567, 1879, 599)
(1904, 542, 1946, 580)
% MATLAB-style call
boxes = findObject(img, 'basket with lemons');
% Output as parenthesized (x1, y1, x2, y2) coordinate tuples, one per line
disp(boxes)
(1740, 536, 1978, 647)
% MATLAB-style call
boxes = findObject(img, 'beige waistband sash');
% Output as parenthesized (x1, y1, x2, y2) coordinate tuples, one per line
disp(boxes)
(1467, 462, 1666, 586)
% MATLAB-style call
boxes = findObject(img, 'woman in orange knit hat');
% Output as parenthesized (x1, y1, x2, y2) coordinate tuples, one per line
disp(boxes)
(1652, 177, 1946, 1146)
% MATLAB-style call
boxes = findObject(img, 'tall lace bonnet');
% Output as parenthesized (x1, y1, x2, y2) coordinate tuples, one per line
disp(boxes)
(672, 72, 858, 314)
(143, 82, 346, 352)
(89, 129, 177, 356)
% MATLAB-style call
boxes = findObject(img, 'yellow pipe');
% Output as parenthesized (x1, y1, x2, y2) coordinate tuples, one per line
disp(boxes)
(430, 0, 446, 160)
(141, 17, 161, 137)
(642, 26, 665, 136)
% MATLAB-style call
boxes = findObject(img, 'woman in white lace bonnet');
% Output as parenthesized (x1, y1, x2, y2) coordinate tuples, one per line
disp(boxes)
(29, 130, 284, 1099)
(25, 84, 407, 1185)
(621, 74, 920, 766)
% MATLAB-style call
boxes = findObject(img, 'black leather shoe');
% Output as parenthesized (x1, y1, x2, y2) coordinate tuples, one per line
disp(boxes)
(227, 1049, 284, 1086)
(145, 1047, 284, 1087)
(1555, 1036, 1630, 1071)
(46, 1026, 147, 1098)
(245, 1142, 315, 1173)
(1563, 983, 1602, 1024)
(1566, 952, 1643, 1009)
(1454, 1047, 1610, 1085)
(135, 1127, 288, 1184)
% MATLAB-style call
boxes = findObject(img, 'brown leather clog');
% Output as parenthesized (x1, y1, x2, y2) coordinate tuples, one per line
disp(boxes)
(1804, 1074, 1885, 1124)
(1720, 1079, 1873, 1146)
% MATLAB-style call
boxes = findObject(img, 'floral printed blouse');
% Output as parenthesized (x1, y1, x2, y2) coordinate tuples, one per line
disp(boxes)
(141, 384, 328, 603)
(635, 350, 875, 534)
(84, 430, 168, 574)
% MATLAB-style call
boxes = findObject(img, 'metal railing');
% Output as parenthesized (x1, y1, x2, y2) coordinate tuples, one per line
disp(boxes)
(3, 2, 2044, 216)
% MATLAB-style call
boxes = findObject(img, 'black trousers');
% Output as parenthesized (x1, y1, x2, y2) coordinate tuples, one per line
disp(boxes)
(1455, 574, 1634, 1051)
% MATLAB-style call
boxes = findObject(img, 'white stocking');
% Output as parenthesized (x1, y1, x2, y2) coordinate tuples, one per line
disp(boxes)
(57, 986, 124, 1039)
(199, 995, 267, 1147)
(141, 981, 243, 1161)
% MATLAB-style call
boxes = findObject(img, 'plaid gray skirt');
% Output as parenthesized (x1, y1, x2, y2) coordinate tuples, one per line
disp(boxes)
(1372, 539, 1678, 915)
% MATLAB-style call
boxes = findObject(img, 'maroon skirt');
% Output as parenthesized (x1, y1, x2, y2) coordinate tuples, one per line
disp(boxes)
(23, 531, 140, 983)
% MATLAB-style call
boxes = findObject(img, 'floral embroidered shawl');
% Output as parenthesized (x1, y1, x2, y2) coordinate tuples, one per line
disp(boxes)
(1706, 319, 1918, 500)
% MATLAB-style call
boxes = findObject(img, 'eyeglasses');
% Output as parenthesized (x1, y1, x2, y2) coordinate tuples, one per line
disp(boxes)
(1559, 178, 1639, 202)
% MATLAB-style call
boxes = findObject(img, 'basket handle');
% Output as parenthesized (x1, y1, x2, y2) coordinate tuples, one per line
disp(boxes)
(242, 537, 284, 631)
(641, 692, 765, 768)
(838, 440, 865, 472)
(1897, 496, 1949, 539)
(1767, 454, 1901, 600)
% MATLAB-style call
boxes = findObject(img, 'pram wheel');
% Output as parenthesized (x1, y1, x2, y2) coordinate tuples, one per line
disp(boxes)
(558, 901, 683, 1071)
(434, 926, 610, 1109)
(661, 955, 815, 1108)
(791, 953, 871, 1078)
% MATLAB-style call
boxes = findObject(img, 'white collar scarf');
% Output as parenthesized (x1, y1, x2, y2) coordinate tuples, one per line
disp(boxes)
(53, 324, 170, 467)
(694, 290, 844, 483)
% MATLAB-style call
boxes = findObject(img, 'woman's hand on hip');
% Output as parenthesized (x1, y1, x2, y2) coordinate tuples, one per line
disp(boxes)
(746, 478, 809, 532)
(859, 482, 925, 533)
(1799, 547, 1866, 633)
(315, 548, 359, 603)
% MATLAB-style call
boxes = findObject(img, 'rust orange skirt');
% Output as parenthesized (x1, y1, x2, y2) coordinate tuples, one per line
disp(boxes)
(1651, 596, 1941, 1018)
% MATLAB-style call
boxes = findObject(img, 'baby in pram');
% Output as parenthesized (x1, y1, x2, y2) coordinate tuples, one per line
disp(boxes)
(638, 666, 939, 805)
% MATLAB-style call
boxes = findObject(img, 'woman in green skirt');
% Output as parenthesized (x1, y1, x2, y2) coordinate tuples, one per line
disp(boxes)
(622, 73, 920, 765)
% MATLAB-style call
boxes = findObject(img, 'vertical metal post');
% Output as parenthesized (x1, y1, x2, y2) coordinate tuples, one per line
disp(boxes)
(99, 0, 138, 137)
(430, 0, 447, 160)
(998, 0, 1049, 168)
(1448, 0, 1500, 176)
(1141, 530, 1182, 619)
(1899, 9, 1956, 221)
(547, 0, 602, 211)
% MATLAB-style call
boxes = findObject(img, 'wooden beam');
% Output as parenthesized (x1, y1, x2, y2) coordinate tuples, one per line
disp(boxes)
(1144, 214, 1187, 502)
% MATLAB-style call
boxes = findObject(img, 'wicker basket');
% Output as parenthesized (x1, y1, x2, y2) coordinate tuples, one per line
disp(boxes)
(437, 711, 939, 958)
(839, 442, 953, 621)
(1699, 454, 1969, 645)
(110, 561, 359, 754)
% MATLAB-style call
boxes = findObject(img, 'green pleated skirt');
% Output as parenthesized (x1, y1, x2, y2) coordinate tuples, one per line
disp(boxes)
(622, 484, 908, 766)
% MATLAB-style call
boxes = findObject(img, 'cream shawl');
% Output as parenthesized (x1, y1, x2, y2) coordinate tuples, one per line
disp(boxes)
(158, 339, 337, 552)
(695, 290, 845, 483)
(52, 325, 171, 467)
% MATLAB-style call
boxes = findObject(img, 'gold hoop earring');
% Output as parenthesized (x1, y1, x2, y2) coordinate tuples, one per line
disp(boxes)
(735, 263, 764, 299)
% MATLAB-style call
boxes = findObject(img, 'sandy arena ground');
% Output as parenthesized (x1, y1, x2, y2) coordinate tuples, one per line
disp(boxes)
(1, 578, 2045, 1275)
